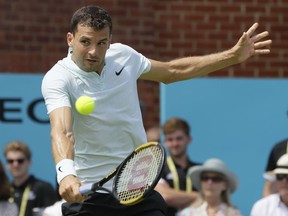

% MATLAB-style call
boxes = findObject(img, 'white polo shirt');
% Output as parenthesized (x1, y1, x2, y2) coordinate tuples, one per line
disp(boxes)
(42, 43, 151, 189)
(250, 193, 288, 216)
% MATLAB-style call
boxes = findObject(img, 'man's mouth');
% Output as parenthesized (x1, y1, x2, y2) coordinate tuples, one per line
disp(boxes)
(87, 59, 97, 63)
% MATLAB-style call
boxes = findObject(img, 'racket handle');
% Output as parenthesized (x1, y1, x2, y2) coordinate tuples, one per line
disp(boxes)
(80, 183, 94, 195)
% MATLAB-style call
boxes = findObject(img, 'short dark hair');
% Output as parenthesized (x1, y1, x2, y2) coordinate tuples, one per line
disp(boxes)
(70, 5, 112, 35)
(163, 117, 191, 136)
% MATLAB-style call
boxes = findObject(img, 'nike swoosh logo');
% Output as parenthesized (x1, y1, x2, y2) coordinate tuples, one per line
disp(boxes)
(115, 66, 125, 76)
(58, 166, 63, 172)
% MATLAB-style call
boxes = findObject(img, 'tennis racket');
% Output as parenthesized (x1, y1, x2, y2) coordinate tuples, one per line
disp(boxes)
(80, 141, 165, 205)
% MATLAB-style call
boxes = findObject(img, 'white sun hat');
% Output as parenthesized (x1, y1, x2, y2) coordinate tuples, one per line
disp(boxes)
(273, 154, 288, 174)
(188, 158, 238, 193)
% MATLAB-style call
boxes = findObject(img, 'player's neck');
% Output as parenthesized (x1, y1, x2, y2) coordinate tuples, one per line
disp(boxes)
(13, 173, 30, 187)
(95, 61, 105, 75)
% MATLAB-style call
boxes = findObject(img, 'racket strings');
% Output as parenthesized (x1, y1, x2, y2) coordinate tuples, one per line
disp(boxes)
(115, 146, 163, 202)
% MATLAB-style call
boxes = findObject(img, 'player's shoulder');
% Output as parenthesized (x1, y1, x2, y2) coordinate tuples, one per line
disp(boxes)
(110, 43, 134, 50)
(108, 43, 139, 56)
(42, 57, 71, 84)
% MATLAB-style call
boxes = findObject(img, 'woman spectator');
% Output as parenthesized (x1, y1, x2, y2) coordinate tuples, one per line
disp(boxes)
(0, 160, 18, 216)
(178, 158, 242, 216)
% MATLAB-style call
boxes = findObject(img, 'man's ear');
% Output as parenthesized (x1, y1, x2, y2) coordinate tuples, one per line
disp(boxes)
(67, 32, 73, 47)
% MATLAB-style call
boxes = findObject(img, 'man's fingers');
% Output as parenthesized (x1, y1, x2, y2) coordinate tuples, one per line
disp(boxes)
(251, 31, 269, 42)
(59, 177, 85, 203)
(254, 49, 271, 55)
(62, 187, 85, 203)
(64, 183, 85, 203)
(246, 22, 259, 37)
(254, 40, 272, 49)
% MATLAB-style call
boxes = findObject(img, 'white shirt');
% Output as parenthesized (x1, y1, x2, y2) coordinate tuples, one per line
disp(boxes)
(0, 201, 18, 216)
(43, 199, 65, 216)
(42, 43, 151, 189)
(250, 193, 288, 216)
(178, 201, 242, 216)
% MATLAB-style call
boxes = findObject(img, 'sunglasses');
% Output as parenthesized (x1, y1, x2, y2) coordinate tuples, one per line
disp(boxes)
(201, 175, 224, 183)
(6, 158, 26, 165)
(276, 174, 288, 181)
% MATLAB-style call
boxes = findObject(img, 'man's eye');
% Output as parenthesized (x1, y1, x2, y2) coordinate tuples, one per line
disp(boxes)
(98, 41, 107, 46)
(81, 40, 90, 45)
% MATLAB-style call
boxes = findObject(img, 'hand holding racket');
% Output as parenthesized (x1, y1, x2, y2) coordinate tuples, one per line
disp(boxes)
(80, 141, 166, 205)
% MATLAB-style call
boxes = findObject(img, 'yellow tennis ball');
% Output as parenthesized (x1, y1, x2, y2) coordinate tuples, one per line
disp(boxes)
(75, 96, 95, 115)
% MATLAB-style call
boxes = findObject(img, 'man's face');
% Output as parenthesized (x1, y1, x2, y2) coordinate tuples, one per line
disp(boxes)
(6, 151, 30, 179)
(164, 129, 191, 158)
(276, 174, 288, 198)
(67, 24, 112, 72)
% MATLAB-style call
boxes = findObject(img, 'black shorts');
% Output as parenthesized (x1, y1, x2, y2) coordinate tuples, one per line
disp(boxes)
(62, 190, 167, 216)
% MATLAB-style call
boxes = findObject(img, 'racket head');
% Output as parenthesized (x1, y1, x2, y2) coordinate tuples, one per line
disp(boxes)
(112, 142, 166, 205)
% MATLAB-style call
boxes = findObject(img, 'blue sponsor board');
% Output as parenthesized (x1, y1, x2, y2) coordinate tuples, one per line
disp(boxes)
(161, 78, 288, 216)
(0, 73, 55, 187)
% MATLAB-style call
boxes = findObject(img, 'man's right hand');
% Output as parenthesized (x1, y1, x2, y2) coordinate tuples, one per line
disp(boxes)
(59, 175, 86, 203)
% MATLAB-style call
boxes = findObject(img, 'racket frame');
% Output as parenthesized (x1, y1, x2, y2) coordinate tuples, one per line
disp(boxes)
(112, 141, 166, 205)
(80, 142, 166, 205)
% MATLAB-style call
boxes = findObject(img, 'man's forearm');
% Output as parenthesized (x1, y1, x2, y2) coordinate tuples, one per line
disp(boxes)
(167, 49, 236, 82)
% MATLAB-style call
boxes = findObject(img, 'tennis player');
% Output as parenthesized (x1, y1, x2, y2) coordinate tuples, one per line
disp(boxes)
(41, 5, 271, 216)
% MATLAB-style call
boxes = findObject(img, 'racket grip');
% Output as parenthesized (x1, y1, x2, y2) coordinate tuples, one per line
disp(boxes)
(80, 183, 94, 195)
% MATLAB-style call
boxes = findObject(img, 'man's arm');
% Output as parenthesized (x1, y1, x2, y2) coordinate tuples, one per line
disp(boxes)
(141, 23, 271, 83)
(155, 181, 198, 210)
(49, 107, 84, 203)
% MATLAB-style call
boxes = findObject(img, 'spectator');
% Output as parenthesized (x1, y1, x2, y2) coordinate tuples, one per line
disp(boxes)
(146, 126, 161, 143)
(0, 159, 18, 216)
(178, 158, 242, 216)
(3, 141, 57, 216)
(155, 117, 201, 216)
(250, 154, 288, 215)
(262, 139, 288, 197)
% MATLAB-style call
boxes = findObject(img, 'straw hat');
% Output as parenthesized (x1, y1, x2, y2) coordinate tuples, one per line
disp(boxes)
(188, 158, 238, 193)
(273, 154, 288, 174)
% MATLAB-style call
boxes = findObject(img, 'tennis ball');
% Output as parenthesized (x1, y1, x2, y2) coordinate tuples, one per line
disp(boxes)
(75, 96, 95, 115)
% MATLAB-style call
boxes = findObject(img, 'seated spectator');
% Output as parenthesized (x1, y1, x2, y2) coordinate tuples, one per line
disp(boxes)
(0, 160, 18, 216)
(262, 139, 288, 197)
(178, 158, 242, 216)
(3, 141, 57, 216)
(250, 154, 288, 216)
(155, 118, 200, 216)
